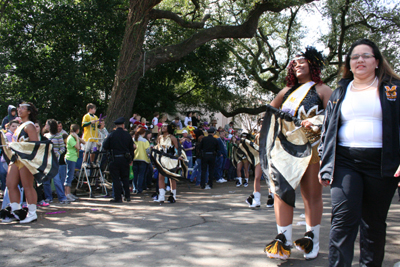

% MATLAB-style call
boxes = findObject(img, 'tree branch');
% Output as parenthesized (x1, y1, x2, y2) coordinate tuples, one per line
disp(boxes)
(191, 0, 200, 10)
(149, 9, 210, 28)
(146, 0, 315, 69)
(176, 85, 199, 100)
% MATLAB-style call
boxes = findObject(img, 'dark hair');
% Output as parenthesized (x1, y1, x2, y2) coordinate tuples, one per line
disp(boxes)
(134, 127, 146, 141)
(174, 116, 179, 121)
(153, 112, 159, 117)
(70, 124, 80, 133)
(47, 119, 58, 135)
(342, 39, 400, 86)
(20, 102, 38, 123)
(9, 119, 20, 126)
(57, 121, 62, 125)
(62, 133, 68, 140)
(285, 57, 323, 87)
(86, 103, 96, 112)
(186, 112, 192, 117)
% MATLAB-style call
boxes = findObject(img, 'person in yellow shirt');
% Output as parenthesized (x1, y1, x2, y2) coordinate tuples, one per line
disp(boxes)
(81, 103, 99, 163)
(132, 128, 150, 194)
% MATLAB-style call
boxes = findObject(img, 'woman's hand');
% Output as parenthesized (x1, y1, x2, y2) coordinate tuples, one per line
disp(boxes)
(394, 164, 400, 177)
(301, 119, 314, 129)
(318, 172, 331, 187)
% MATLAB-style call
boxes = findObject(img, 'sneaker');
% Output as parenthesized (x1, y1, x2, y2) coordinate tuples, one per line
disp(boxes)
(20, 212, 37, 224)
(204, 185, 211, 190)
(59, 200, 71, 204)
(236, 180, 242, 187)
(266, 194, 274, 208)
(2, 216, 18, 223)
(216, 178, 224, 183)
(44, 199, 53, 204)
(243, 180, 248, 187)
(70, 194, 79, 200)
(37, 200, 50, 207)
(66, 194, 76, 202)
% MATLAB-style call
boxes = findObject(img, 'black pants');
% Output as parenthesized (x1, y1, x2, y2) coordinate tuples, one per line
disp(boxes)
(329, 146, 399, 267)
(201, 154, 216, 188)
(109, 158, 130, 201)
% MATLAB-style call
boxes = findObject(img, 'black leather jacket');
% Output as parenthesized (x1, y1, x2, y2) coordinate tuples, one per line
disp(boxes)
(319, 77, 400, 181)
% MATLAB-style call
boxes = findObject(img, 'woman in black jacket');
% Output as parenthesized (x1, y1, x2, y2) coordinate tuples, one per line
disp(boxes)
(319, 39, 400, 266)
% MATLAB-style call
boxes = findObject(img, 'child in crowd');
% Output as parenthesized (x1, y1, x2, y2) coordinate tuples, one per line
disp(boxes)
(81, 103, 99, 164)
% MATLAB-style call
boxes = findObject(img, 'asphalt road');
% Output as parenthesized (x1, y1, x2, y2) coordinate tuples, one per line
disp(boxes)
(1, 180, 399, 266)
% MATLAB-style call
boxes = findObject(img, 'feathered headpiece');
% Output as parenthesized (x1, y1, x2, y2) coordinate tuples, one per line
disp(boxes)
(297, 46, 325, 69)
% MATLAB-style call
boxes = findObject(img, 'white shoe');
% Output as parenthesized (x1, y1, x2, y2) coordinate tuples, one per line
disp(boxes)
(236, 177, 242, 187)
(71, 194, 79, 200)
(216, 178, 225, 183)
(204, 185, 211, 190)
(154, 189, 166, 202)
(20, 212, 37, 224)
(266, 194, 274, 208)
(220, 178, 227, 183)
(66, 194, 76, 202)
(303, 224, 320, 260)
(2, 216, 18, 223)
(248, 192, 261, 208)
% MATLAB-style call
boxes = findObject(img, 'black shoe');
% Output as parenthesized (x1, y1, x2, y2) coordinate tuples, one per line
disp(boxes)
(266, 194, 274, 208)
(110, 199, 122, 203)
(124, 198, 131, 202)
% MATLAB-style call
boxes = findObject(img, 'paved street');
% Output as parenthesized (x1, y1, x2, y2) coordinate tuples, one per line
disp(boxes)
(1, 181, 399, 266)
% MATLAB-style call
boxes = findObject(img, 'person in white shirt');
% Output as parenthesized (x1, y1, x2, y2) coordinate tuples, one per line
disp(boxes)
(184, 112, 192, 127)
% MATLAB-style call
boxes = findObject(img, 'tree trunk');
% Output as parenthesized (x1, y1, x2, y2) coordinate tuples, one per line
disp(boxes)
(105, 0, 315, 129)
(105, 0, 161, 130)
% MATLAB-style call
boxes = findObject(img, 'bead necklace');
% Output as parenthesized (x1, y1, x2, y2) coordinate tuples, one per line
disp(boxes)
(351, 76, 378, 91)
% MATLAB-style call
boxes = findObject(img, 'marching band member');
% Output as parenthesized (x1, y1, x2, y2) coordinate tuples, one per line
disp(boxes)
(262, 47, 332, 260)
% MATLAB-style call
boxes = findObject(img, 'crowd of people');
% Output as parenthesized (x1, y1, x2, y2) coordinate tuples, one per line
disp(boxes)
(1, 39, 400, 266)
(0, 102, 263, 214)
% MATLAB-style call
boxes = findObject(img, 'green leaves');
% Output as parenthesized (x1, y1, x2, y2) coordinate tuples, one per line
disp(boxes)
(0, 0, 127, 124)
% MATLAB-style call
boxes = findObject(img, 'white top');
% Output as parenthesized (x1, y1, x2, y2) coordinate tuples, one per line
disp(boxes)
(184, 117, 192, 127)
(152, 117, 158, 126)
(338, 82, 382, 148)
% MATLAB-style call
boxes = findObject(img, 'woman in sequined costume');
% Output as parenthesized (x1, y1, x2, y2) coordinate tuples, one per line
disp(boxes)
(264, 47, 332, 260)
(5, 102, 39, 223)
(153, 123, 186, 203)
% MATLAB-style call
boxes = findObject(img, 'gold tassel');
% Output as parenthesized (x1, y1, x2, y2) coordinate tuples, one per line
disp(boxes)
(294, 231, 314, 254)
(264, 233, 291, 260)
